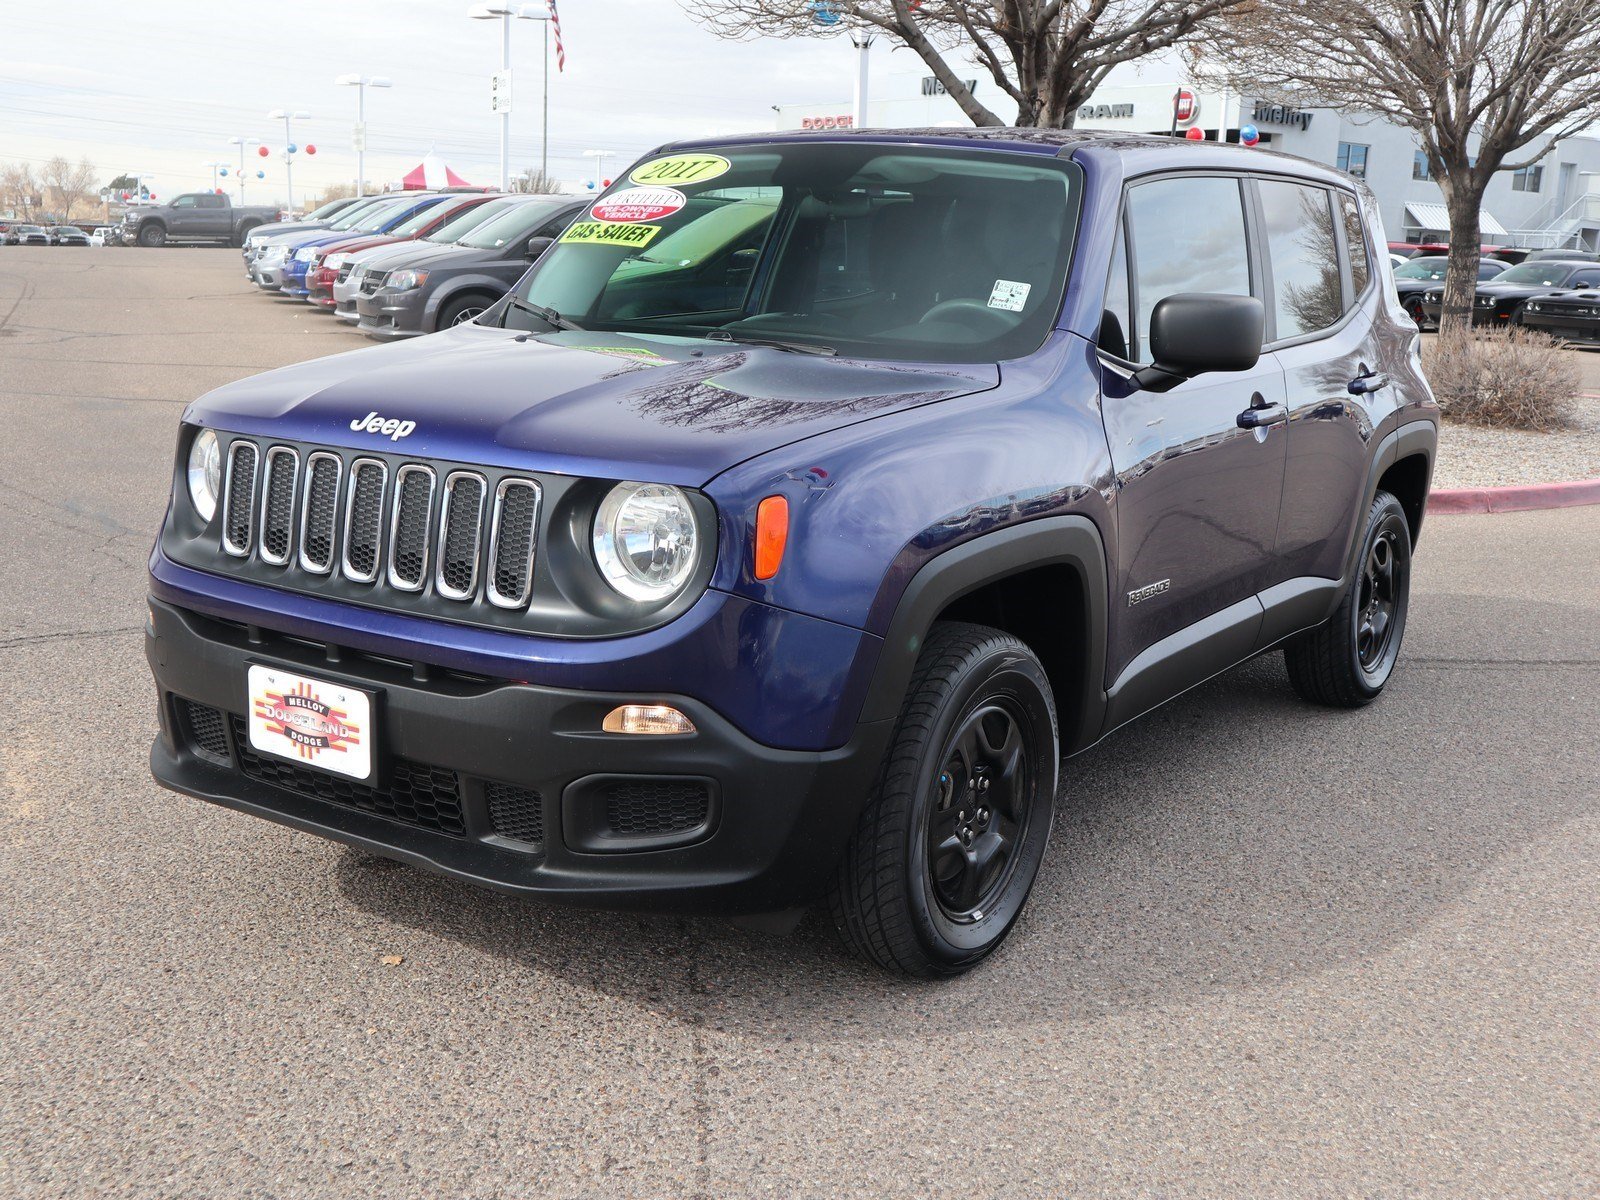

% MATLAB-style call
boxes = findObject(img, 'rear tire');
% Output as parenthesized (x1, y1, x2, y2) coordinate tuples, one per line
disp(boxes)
(137, 224, 166, 248)
(1284, 491, 1412, 707)
(828, 622, 1059, 977)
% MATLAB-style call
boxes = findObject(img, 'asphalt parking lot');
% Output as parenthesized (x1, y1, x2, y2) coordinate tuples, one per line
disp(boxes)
(2, 247, 1598, 1199)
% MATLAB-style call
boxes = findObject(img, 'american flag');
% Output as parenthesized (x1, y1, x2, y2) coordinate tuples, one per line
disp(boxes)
(548, 0, 566, 72)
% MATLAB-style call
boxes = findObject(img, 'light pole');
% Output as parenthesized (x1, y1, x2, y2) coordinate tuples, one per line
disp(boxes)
(335, 74, 392, 197)
(468, 4, 547, 191)
(267, 109, 311, 217)
(201, 161, 228, 192)
(582, 149, 613, 192)
(849, 26, 873, 128)
(227, 137, 261, 202)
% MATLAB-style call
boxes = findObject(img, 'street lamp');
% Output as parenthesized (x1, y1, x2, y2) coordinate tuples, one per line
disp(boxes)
(267, 109, 311, 217)
(582, 149, 613, 192)
(227, 137, 261, 202)
(335, 74, 393, 197)
(201, 160, 229, 192)
(467, 3, 548, 191)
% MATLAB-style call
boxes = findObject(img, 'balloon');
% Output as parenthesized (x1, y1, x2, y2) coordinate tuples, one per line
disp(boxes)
(305, 144, 316, 155)
(601, 178, 612, 188)
(585, 180, 596, 190)
(1185, 127, 1205, 141)
(121, 191, 129, 200)
(1240, 124, 1260, 147)
(220, 167, 229, 177)
(287, 143, 298, 154)
(215, 188, 224, 195)
(256, 170, 265, 179)
(258, 145, 270, 157)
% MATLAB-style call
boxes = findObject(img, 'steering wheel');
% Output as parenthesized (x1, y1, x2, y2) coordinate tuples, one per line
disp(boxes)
(919, 297, 1019, 334)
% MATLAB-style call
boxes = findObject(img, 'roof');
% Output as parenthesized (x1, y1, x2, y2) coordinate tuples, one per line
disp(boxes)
(1404, 200, 1508, 236)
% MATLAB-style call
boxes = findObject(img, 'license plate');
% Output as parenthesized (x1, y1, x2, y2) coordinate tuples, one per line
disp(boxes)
(247, 665, 373, 781)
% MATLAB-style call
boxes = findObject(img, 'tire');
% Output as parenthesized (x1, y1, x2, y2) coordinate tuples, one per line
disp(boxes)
(437, 293, 494, 329)
(234, 223, 259, 249)
(1284, 490, 1412, 707)
(137, 224, 166, 248)
(1404, 298, 1428, 329)
(828, 621, 1059, 977)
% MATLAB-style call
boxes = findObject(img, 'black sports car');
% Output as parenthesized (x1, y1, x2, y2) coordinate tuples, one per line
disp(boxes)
(1419, 259, 1600, 327)
(1393, 256, 1507, 329)
(1520, 290, 1600, 346)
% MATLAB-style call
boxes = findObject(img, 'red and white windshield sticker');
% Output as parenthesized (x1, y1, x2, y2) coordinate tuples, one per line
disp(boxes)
(590, 187, 686, 224)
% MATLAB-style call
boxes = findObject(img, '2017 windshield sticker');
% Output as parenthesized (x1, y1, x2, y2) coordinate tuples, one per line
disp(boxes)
(988, 279, 1032, 312)
(630, 153, 731, 187)
(560, 221, 662, 247)
(590, 187, 687, 224)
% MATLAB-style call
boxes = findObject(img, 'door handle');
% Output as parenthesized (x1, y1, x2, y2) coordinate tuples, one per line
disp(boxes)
(1236, 400, 1287, 429)
(1347, 370, 1391, 395)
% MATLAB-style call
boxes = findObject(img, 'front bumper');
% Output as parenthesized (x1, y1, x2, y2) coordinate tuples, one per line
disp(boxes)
(1520, 309, 1600, 343)
(254, 261, 288, 289)
(146, 597, 890, 914)
(355, 286, 427, 339)
(279, 259, 313, 297)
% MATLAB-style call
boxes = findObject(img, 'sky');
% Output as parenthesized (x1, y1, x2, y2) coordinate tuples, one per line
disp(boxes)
(0, 0, 890, 208)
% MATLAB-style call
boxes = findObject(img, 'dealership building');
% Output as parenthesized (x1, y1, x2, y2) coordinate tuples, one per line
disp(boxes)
(774, 62, 1600, 252)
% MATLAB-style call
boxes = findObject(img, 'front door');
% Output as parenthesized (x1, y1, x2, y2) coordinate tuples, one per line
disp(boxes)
(1099, 173, 1288, 692)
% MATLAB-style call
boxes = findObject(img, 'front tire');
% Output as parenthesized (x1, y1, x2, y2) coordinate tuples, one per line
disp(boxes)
(828, 622, 1059, 977)
(437, 293, 494, 329)
(137, 224, 166, 248)
(1284, 491, 1412, 707)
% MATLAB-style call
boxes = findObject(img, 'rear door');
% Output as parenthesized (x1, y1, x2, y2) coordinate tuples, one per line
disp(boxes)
(1099, 172, 1288, 693)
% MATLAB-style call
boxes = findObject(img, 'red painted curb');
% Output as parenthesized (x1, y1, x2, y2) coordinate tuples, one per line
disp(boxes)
(1429, 477, 1600, 514)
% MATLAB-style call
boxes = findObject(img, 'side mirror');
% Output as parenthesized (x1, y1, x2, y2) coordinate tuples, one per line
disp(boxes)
(524, 235, 554, 261)
(1134, 293, 1264, 392)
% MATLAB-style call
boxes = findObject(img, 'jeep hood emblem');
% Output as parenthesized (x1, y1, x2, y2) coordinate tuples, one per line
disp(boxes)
(351, 411, 417, 441)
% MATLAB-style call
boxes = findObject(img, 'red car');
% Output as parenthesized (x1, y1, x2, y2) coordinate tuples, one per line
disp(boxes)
(304, 194, 502, 308)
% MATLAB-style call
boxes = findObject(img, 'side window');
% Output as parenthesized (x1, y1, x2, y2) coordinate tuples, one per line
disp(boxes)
(1477, 263, 1503, 280)
(199, 194, 225, 209)
(1337, 192, 1370, 297)
(172, 195, 196, 209)
(1258, 180, 1342, 339)
(534, 208, 577, 239)
(1572, 270, 1600, 288)
(1100, 219, 1132, 360)
(1125, 175, 1251, 360)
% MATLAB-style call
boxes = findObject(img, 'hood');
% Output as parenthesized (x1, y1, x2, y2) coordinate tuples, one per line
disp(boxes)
(253, 220, 329, 240)
(351, 238, 430, 269)
(185, 326, 999, 487)
(370, 242, 480, 270)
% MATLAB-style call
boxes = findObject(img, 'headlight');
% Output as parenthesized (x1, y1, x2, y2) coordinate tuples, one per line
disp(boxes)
(592, 482, 700, 602)
(386, 269, 429, 290)
(324, 253, 346, 270)
(187, 428, 221, 523)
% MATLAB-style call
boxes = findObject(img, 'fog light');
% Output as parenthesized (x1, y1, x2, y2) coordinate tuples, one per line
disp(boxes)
(602, 704, 695, 735)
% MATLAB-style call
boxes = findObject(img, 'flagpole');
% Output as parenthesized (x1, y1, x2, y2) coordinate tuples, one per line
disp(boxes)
(542, 19, 549, 182)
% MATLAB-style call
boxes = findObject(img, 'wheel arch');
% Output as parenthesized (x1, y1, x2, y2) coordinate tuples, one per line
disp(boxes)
(858, 516, 1109, 756)
(424, 279, 504, 330)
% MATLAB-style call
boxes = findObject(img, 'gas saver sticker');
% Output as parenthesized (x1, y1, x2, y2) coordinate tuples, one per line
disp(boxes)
(590, 187, 686, 224)
(630, 153, 732, 187)
(560, 221, 662, 247)
(987, 279, 1032, 312)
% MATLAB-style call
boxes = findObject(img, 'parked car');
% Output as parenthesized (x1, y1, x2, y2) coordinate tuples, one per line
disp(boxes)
(354, 195, 581, 337)
(278, 195, 455, 300)
(331, 196, 524, 322)
(1519, 290, 1600, 345)
(1522, 248, 1600, 262)
(1392, 255, 1508, 328)
(248, 196, 400, 289)
(90, 227, 114, 246)
(145, 131, 1436, 976)
(121, 192, 279, 247)
(305, 194, 503, 309)
(241, 196, 367, 264)
(1419, 258, 1600, 326)
(48, 225, 91, 246)
(7, 224, 48, 246)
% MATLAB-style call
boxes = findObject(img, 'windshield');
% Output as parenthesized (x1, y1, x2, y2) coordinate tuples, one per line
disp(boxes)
(388, 198, 465, 239)
(507, 142, 1080, 362)
(307, 199, 349, 220)
(425, 198, 516, 243)
(328, 198, 393, 231)
(353, 198, 430, 234)
(1496, 262, 1583, 286)
(1394, 257, 1447, 279)
(457, 200, 566, 249)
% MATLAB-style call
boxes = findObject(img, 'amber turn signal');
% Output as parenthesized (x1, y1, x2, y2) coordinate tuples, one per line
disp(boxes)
(602, 705, 696, 735)
(754, 495, 789, 581)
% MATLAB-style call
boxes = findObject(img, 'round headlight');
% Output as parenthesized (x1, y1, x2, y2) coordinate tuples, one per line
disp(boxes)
(593, 482, 700, 602)
(187, 428, 221, 523)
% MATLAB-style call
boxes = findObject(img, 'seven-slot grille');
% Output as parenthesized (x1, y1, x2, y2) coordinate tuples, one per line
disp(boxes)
(219, 437, 541, 608)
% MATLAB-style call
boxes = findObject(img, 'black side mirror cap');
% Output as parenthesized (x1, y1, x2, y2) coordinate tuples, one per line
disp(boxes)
(1133, 293, 1264, 392)
(524, 235, 555, 260)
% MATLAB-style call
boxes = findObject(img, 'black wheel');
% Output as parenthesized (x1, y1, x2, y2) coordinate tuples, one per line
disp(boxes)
(234, 223, 259, 248)
(1284, 491, 1412, 707)
(137, 224, 166, 248)
(438, 294, 493, 329)
(828, 622, 1058, 977)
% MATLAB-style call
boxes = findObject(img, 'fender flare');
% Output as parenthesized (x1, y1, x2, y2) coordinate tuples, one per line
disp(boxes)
(857, 515, 1109, 754)
(1339, 418, 1437, 588)
(424, 278, 505, 330)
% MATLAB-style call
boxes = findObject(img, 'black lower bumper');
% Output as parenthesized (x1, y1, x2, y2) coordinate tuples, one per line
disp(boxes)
(1519, 313, 1600, 343)
(147, 598, 892, 915)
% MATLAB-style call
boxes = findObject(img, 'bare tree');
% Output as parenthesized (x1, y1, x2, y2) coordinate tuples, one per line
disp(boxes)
(42, 156, 98, 223)
(1208, 0, 1600, 335)
(510, 166, 562, 194)
(683, 0, 1249, 128)
(1, 162, 43, 221)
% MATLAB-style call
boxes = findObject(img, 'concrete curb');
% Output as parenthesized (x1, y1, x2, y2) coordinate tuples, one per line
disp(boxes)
(1429, 477, 1600, 514)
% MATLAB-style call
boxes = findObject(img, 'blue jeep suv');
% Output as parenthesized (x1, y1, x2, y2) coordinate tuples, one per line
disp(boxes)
(146, 130, 1438, 975)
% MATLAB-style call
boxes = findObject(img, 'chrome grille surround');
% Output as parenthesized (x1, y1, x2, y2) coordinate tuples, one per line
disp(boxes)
(297, 451, 343, 574)
(486, 478, 541, 610)
(436, 471, 488, 601)
(341, 457, 389, 584)
(258, 446, 300, 566)
(221, 440, 260, 557)
(386, 464, 437, 592)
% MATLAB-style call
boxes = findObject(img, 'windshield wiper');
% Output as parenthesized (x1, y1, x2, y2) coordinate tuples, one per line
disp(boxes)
(704, 330, 836, 356)
(507, 296, 586, 332)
